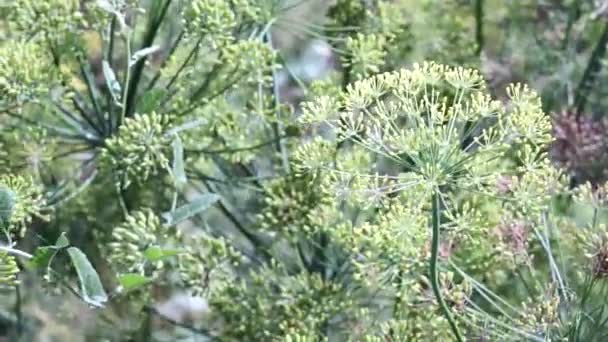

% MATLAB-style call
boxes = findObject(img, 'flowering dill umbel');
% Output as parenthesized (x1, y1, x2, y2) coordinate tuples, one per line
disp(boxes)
(0, 252, 20, 289)
(298, 61, 552, 195)
(0, 174, 48, 238)
(0, 40, 58, 105)
(100, 112, 171, 188)
(297, 61, 561, 340)
(107, 209, 166, 275)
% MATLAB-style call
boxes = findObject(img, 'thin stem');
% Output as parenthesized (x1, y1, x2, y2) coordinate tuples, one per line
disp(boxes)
(164, 36, 204, 92)
(145, 30, 185, 91)
(79, 56, 104, 122)
(430, 191, 463, 342)
(266, 29, 291, 174)
(143, 305, 212, 337)
(186, 135, 289, 154)
(0, 246, 33, 259)
(106, 17, 117, 135)
(125, 0, 173, 117)
(592, 207, 599, 230)
(120, 33, 132, 128)
(475, 0, 484, 55)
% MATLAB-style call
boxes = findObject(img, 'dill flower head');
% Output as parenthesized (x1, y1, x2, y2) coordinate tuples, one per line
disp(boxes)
(182, 0, 237, 47)
(298, 61, 562, 291)
(515, 288, 561, 336)
(576, 224, 608, 278)
(258, 173, 332, 239)
(0, 174, 47, 238)
(5, 0, 94, 49)
(177, 235, 241, 296)
(107, 209, 166, 275)
(493, 216, 531, 264)
(100, 112, 171, 188)
(209, 265, 355, 340)
(0, 252, 19, 289)
(0, 40, 57, 105)
(299, 61, 551, 192)
(344, 33, 388, 79)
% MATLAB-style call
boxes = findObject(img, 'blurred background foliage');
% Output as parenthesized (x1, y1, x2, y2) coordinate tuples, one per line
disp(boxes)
(3, 0, 608, 341)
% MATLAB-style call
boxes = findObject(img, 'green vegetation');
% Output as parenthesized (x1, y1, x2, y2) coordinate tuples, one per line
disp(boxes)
(3, 0, 608, 341)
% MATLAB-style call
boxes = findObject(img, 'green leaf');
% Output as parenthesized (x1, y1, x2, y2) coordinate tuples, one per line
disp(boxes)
(129, 46, 160, 68)
(143, 245, 181, 262)
(137, 88, 166, 114)
(171, 135, 187, 188)
(55, 233, 69, 249)
(118, 273, 152, 291)
(27, 246, 55, 270)
(102, 60, 121, 103)
(67, 247, 108, 307)
(0, 186, 16, 227)
(162, 193, 221, 226)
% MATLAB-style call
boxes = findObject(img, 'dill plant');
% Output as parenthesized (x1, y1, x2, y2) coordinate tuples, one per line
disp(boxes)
(2, 0, 608, 341)
(295, 61, 608, 341)
(0, 0, 410, 339)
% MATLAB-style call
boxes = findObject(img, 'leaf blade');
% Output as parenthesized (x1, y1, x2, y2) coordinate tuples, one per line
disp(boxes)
(118, 273, 152, 291)
(67, 247, 108, 307)
(102, 60, 121, 103)
(129, 45, 160, 68)
(162, 193, 221, 226)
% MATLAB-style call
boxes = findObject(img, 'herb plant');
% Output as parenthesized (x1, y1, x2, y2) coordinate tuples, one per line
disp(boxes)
(2, 0, 608, 341)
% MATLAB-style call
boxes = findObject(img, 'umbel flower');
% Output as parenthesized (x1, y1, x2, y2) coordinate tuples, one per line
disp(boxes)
(299, 61, 550, 195)
(107, 209, 166, 275)
(298, 61, 555, 341)
(0, 252, 19, 289)
(258, 173, 332, 240)
(100, 112, 171, 188)
(0, 174, 47, 238)
(0, 40, 57, 105)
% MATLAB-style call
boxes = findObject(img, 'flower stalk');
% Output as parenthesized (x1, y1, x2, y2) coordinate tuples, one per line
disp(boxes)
(430, 191, 463, 342)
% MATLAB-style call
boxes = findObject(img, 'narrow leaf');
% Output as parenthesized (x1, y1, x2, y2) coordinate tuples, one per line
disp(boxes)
(118, 273, 152, 291)
(129, 45, 160, 67)
(102, 60, 121, 102)
(144, 245, 181, 262)
(162, 193, 221, 226)
(67, 247, 108, 307)
(27, 246, 55, 269)
(171, 135, 187, 187)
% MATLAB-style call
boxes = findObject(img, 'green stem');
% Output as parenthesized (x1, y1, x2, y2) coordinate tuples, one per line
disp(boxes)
(124, 0, 173, 117)
(475, 0, 484, 55)
(0, 246, 33, 259)
(430, 191, 463, 342)
(120, 34, 132, 128)
(592, 207, 599, 230)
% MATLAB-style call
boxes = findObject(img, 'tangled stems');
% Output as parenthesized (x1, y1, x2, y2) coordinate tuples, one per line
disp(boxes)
(430, 191, 463, 342)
